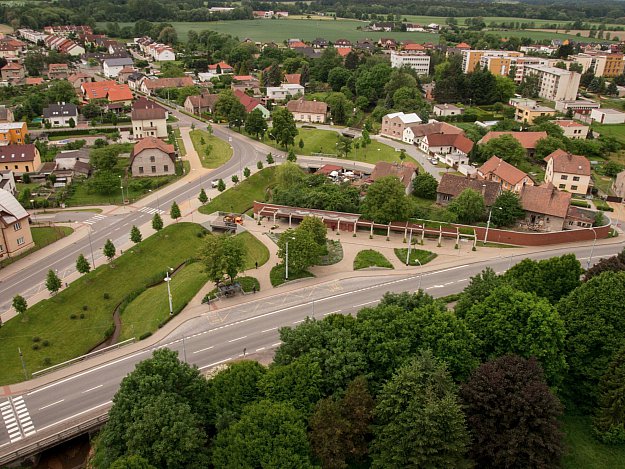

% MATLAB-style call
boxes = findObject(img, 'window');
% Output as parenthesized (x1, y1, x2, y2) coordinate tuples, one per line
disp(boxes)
(13, 222, 21, 231)
(138, 166, 144, 174)
(559, 184, 566, 189)
(164, 165, 169, 172)
(571, 185, 578, 191)
(17, 237, 24, 245)
(561, 175, 568, 180)
(150, 156, 155, 162)
(0, 244, 3, 252)
(573, 176, 580, 181)
(25, 166, 29, 172)
(151, 166, 156, 173)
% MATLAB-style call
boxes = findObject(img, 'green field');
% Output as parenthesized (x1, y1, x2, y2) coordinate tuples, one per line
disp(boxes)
(0, 223, 206, 385)
(353, 249, 394, 270)
(0, 226, 74, 268)
(591, 123, 625, 146)
(394, 248, 437, 266)
(270, 264, 313, 287)
(238, 231, 270, 271)
(561, 415, 625, 468)
(99, 19, 439, 43)
(198, 166, 277, 215)
(403, 15, 624, 29)
(190, 130, 233, 168)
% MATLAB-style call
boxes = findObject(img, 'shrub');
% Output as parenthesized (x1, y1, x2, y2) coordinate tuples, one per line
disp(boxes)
(103, 292, 110, 300)
(42, 358, 52, 366)
(32, 336, 41, 343)
(42, 340, 50, 347)
(82, 305, 88, 311)
(139, 332, 152, 340)
(32, 344, 40, 350)
(80, 313, 85, 319)
(70, 313, 77, 319)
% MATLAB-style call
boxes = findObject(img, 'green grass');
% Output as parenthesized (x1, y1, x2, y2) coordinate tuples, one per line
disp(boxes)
(0, 226, 74, 268)
(318, 239, 343, 266)
(238, 231, 270, 270)
(0, 223, 207, 384)
(592, 172, 615, 196)
(173, 128, 186, 157)
(591, 123, 625, 146)
(270, 264, 313, 287)
(394, 248, 437, 266)
(561, 415, 625, 468)
(198, 166, 277, 215)
(190, 129, 233, 169)
(353, 249, 394, 270)
(403, 15, 625, 29)
(119, 262, 208, 341)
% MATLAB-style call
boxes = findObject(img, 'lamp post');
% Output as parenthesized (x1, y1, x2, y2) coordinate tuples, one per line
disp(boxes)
(484, 206, 502, 245)
(165, 267, 174, 315)
(285, 236, 295, 280)
(405, 229, 413, 266)
(118, 175, 124, 205)
(87, 226, 96, 269)
(149, 189, 160, 210)
(414, 258, 423, 291)
(587, 227, 598, 270)
(30, 199, 35, 224)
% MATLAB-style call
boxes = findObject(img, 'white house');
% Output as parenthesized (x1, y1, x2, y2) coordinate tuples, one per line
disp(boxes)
(42, 103, 78, 128)
(103, 57, 135, 78)
(266, 83, 305, 101)
(433, 104, 464, 117)
(590, 108, 625, 124)
(390, 51, 431, 75)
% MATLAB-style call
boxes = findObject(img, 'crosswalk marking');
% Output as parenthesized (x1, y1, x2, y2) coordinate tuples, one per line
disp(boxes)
(84, 214, 107, 225)
(138, 206, 164, 215)
(11, 396, 35, 438)
(1, 399, 22, 442)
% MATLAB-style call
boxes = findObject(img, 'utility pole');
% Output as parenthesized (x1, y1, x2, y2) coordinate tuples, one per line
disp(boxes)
(405, 229, 413, 265)
(18, 347, 28, 378)
(87, 226, 96, 270)
(165, 268, 173, 315)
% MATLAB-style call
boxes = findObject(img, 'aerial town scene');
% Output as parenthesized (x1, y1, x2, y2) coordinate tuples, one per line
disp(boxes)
(0, 0, 624, 467)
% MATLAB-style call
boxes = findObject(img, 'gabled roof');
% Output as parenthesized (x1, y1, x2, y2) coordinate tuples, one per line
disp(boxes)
(130, 137, 175, 165)
(406, 121, 463, 138)
(43, 103, 78, 118)
(370, 162, 416, 189)
(544, 149, 591, 176)
(0, 144, 38, 163)
(208, 61, 233, 70)
(478, 156, 529, 185)
(286, 97, 327, 115)
(284, 73, 301, 85)
(25, 77, 43, 85)
(131, 106, 166, 120)
(143, 77, 194, 89)
(48, 63, 69, 71)
(426, 133, 473, 154)
(385, 112, 422, 125)
(106, 85, 133, 102)
(233, 89, 264, 113)
(185, 93, 219, 110)
(554, 120, 587, 128)
(478, 131, 548, 150)
(133, 97, 166, 112)
(336, 47, 351, 57)
(1, 63, 22, 70)
(0, 188, 28, 225)
(103, 57, 134, 67)
(437, 173, 500, 206)
(520, 184, 571, 218)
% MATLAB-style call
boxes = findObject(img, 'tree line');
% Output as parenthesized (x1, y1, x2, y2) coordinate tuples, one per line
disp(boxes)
(91, 250, 625, 467)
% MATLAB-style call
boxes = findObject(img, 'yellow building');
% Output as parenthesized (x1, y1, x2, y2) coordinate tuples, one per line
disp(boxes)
(461, 50, 523, 73)
(0, 122, 27, 145)
(0, 189, 34, 259)
(514, 103, 557, 125)
(0, 144, 42, 174)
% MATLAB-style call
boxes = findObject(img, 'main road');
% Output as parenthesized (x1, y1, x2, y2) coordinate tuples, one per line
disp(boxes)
(0, 238, 623, 457)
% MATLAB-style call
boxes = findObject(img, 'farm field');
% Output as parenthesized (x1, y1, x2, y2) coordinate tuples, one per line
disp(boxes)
(404, 15, 625, 30)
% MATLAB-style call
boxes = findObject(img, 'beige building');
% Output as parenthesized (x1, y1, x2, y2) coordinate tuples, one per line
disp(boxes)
(524, 65, 581, 102)
(0, 144, 41, 174)
(286, 98, 328, 123)
(613, 169, 625, 199)
(381, 112, 422, 140)
(461, 50, 524, 74)
(519, 184, 571, 232)
(554, 120, 589, 139)
(571, 53, 625, 78)
(478, 156, 535, 193)
(544, 149, 591, 195)
(130, 137, 176, 177)
(131, 105, 167, 139)
(0, 189, 34, 258)
(514, 103, 557, 124)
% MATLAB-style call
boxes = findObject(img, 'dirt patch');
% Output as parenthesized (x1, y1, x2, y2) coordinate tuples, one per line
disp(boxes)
(0, 24, 13, 34)
(530, 28, 625, 39)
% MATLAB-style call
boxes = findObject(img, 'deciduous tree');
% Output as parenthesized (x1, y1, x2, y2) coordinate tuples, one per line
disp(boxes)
(217, 179, 226, 192)
(480, 134, 526, 166)
(76, 253, 91, 274)
(169, 201, 181, 221)
(152, 213, 163, 231)
(260, 356, 322, 412)
(198, 188, 208, 205)
(12, 295, 27, 317)
(270, 107, 298, 149)
(461, 355, 564, 467)
(491, 191, 524, 227)
(199, 234, 246, 286)
(593, 344, 625, 443)
(412, 172, 438, 200)
(103, 239, 116, 262)
(277, 228, 322, 274)
(361, 176, 412, 224)
(46, 270, 61, 295)
(130, 225, 142, 244)
(244, 108, 267, 139)
(448, 188, 485, 224)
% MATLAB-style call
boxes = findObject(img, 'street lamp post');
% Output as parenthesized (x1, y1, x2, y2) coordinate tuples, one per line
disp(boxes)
(285, 236, 296, 280)
(165, 267, 174, 315)
(87, 226, 96, 269)
(30, 199, 35, 224)
(587, 227, 598, 270)
(484, 206, 502, 245)
(118, 175, 124, 205)
(414, 258, 423, 291)
(405, 229, 413, 266)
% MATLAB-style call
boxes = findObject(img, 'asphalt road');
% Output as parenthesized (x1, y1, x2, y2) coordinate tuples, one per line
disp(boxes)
(0, 240, 623, 455)
(0, 114, 264, 312)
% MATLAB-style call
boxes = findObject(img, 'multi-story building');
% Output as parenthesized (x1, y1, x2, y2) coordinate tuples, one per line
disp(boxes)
(461, 50, 523, 73)
(554, 99, 600, 116)
(0, 122, 27, 146)
(131, 104, 168, 139)
(524, 65, 580, 102)
(571, 53, 625, 78)
(480, 55, 548, 83)
(0, 144, 41, 174)
(17, 29, 47, 44)
(381, 112, 422, 140)
(43, 103, 78, 127)
(390, 51, 431, 75)
(0, 63, 24, 84)
(513, 103, 557, 124)
(544, 149, 591, 195)
(554, 120, 589, 139)
(0, 189, 34, 259)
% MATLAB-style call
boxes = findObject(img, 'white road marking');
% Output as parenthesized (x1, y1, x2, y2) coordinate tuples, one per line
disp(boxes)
(261, 326, 279, 333)
(193, 346, 214, 354)
(228, 335, 247, 343)
(293, 319, 304, 324)
(271, 342, 282, 347)
(82, 385, 103, 394)
(354, 301, 375, 307)
(255, 347, 266, 352)
(36, 401, 112, 434)
(198, 358, 231, 370)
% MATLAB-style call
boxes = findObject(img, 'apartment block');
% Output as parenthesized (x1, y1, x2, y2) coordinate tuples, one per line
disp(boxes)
(461, 50, 523, 73)
(524, 65, 580, 102)
(390, 51, 431, 75)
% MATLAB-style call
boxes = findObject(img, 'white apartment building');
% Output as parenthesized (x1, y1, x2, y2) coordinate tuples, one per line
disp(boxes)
(390, 51, 431, 75)
(524, 65, 580, 102)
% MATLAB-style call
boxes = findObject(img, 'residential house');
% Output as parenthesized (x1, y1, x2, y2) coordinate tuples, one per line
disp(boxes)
(201, 61, 234, 80)
(0, 39, 25, 59)
(590, 108, 625, 124)
(402, 121, 463, 145)
(336, 47, 351, 58)
(378, 38, 398, 50)
(420, 133, 473, 167)
(312, 38, 328, 49)
(233, 90, 270, 118)
(0, 122, 27, 146)
(127, 72, 146, 91)
(284, 73, 302, 85)
(478, 131, 548, 159)
(102, 57, 134, 78)
(369, 22, 394, 32)
(381, 112, 422, 140)
(514, 103, 557, 124)
(390, 51, 430, 75)
(436, 173, 500, 206)
(519, 184, 571, 231)
(266, 83, 304, 101)
(334, 39, 352, 48)
(0, 63, 24, 83)
(432, 104, 463, 117)
(81, 80, 120, 100)
(231, 75, 261, 94)
(130, 137, 176, 177)
(117, 66, 135, 84)
(131, 102, 168, 139)
(613, 169, 625, 199)
(0, 170, 16, 195)
(47, 63, 69, 80)
(0, 107, 14, 123)
(554, 120, 589, 139)
(53, 149, 91, 178)
(140, 76, 194, 95)
(544, 149, 591, 195)
(477, 156, 535, 193)
(184, 93, 219, 115)
(25, 77, 44, 86)
(0, 144, 41, 174)
(369, 162, 417, 195)
(0, 189, 34, 258)
(403, 42, 426, 52)
(43, 103, 78, 127)
(68, 73, 91, 90)
(133, 97, 167, 117)
(286, 98, 327, 123)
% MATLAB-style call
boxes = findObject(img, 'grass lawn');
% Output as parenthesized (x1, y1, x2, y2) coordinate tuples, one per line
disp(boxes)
(354, 249, 394, 270)
(0, 223, 206, 385)
(0, 226, 74, 268)
(561, 415, 625, 468)
(318, 239, 343, 266)
(592, 172, 615, 196)
(190, 129, 233, 168)
(238, 231, 270, 270)
(174, 128, 186, 157)
(394, 248, 437, 266)
(119, 262, 208, 341)
(198, 166, 277, 215)
(270, 264, 313, 287)
(591, 123, 625, 146)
